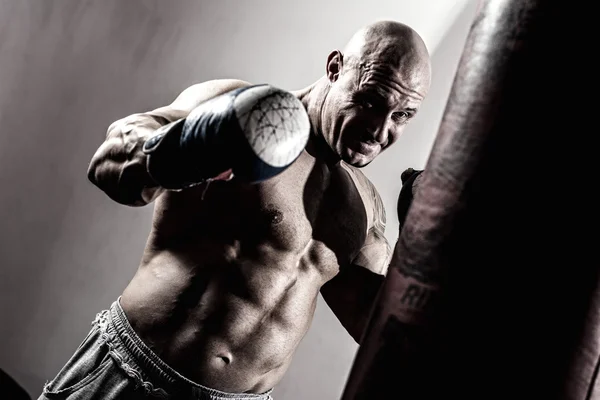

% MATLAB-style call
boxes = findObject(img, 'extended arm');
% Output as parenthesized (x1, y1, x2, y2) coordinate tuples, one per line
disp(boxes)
(87, 79, 252, 206)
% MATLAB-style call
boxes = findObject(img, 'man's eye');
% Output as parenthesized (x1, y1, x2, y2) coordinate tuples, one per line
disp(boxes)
(392, 111, 410, 122)
(359, 99, 373, 108)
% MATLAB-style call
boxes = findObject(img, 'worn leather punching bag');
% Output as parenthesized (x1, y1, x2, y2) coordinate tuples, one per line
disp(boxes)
(341, 0, 599, 399)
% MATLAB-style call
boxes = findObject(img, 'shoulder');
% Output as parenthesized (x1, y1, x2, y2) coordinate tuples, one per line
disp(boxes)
(144, 79, 253, 123)
(340, 163, 386, 237)
(169, 79, 253, 111)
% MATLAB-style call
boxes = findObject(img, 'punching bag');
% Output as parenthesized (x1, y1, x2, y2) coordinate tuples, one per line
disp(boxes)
(341, 0, 599, 399)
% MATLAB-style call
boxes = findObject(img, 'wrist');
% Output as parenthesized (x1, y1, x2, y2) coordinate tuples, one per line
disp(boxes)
(143, 118, 206, 190)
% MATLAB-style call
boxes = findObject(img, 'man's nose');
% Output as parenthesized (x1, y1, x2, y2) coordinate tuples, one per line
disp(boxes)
(366, 115, 391, 144)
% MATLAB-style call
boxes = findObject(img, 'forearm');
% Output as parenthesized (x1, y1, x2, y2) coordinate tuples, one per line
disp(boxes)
(87, 113, 174, 206)
(337, 297, 381, 344)
(353, 275, 386, 344)
(351, 296, 382, 344)
(88, 82, 309, 206)
(321, 266, 385, 344)
(349, 261, 433, 345)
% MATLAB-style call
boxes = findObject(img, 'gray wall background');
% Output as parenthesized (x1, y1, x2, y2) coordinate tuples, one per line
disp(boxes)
(0, 0, 477, 398)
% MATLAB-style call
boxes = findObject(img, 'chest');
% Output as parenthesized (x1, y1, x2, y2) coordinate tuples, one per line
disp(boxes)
(162, 155, 370, 265)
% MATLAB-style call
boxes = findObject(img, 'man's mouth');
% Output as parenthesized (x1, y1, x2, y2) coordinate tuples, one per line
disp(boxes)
(352, 139, 379, 155)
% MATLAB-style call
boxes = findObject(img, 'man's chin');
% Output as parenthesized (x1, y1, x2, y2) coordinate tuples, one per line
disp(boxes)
(342, 148, 375, 167)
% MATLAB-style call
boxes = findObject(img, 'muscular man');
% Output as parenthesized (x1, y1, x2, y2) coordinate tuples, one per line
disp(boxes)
(40, 20, 431, 400)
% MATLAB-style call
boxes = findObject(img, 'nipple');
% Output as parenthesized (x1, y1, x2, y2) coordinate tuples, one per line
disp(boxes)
(265, 208, 284, 225)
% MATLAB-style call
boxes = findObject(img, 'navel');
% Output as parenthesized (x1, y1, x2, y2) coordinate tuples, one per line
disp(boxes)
(216, 353, 233, 366)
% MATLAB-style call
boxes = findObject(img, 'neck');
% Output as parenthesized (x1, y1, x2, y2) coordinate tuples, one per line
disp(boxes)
(293, 77, 341, 167)
(306, 132, 340, 167)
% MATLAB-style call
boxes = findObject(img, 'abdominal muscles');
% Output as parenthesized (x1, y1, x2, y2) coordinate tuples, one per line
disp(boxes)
(121, 235, 338, 392)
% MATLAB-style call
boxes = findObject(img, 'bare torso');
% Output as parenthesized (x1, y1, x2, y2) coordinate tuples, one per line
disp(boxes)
(120, 148, 371, 393)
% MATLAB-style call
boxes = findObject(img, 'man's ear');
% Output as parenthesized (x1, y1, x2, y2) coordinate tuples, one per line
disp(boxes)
(326, 50, 344, 83)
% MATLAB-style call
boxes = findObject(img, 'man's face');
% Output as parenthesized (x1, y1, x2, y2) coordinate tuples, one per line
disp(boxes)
(323, 59, 429, 167)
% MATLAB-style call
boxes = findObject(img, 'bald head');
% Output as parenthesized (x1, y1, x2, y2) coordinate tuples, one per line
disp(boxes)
(311, 20, 432, 167)
(342, 20, 431, 96)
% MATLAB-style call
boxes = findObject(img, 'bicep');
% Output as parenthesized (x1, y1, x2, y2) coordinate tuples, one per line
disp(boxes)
(106, 78, 253, 138)
(323, 228, 391, 302)
(320, 260, 386, 343)
(152, 78, 252, 121)
(353, 228, 392, 275)
(320, 233, 390, 343)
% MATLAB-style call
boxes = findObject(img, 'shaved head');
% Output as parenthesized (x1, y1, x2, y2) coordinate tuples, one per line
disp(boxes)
(302, 20, 432, 167)
(342, 20, 431, 97)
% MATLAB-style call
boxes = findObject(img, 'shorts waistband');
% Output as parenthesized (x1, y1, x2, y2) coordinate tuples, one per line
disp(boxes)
(94, 297, 273, 399)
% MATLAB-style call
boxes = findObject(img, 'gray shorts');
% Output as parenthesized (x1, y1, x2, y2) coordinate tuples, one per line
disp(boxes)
(38, 299, 274, 400)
